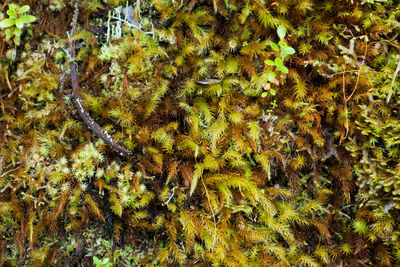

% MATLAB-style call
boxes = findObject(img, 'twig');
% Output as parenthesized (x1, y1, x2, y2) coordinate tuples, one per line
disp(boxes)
(346, 39, 368, 102)
(342, 63, 349, 143)
(165, 186, 177, 204)
(0, 165, 22, 179)
(69, 95, 133, 156)
(66, 0, 132, 156)
(69, 0, 80, 96)
(109, 16, 154, 36)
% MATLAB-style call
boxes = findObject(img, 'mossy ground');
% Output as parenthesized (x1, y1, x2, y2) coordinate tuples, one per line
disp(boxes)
(1, 0, 400, 266)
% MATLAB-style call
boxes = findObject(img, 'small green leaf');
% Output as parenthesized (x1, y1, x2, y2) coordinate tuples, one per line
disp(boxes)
(270, 89, 276, 96)
(261, 92, 268, 98)
(285, 47, 295, 55)
(267, 72, 276, 82)
(264, 59, 275, 66)
(5, 28, 13, 38)
(17, 5, 30, 14)
(9, 4, 18, 11)
(270, 42, 279, 51)
(0, 18, 15, 28)
(15, 18, 24, 29)
(14, 35, 21, 45)
(275, 57, 283, 66)
(71, 30, 92, 41)
(93, 256, 101, 265)
(13, 28, 22, 37)
(19, 15, 36, 24)
(7, 9, 16, 18)
(278, 40, 287, 47)
(277, 65, 289, 74)
(103, 258, 110, 264)
(277, 25, 286, 40)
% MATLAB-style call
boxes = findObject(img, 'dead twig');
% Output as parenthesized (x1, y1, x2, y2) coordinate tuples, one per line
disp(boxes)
(341, 63, 349, 144)
(0, 165, 22, 179)
(346, 39, 368, 102)
(66, 0, 132, 156)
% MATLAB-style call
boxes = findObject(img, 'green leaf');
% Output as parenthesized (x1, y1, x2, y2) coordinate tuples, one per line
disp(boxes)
(18, 15, 36, 24)
(270, 89, 276, 96)
(17, 5, 30, 14)
(264, 59, 275, 66)
(9, 4, 18, 11)
(15, 18, 24, 29)
(71, 30, 92, 41)
(270, 42, 279, 51)
(103, 258, 110, 264)
(7, 9, 16, 18)
(278, 40, 287, 47)
(277, 25, 286, 40)
(281, 47, 295, 58)
(13, 28, 22, 37)
(285, 47, 295, 55)
(277, 65, 289, 74)
(275, 57, 283, 66)
(5, 28, 13, 38)
(93, 256, 101, 265)
(0, 18, 15, 28)
(14, 35, 20, 45)
(261, 92, 268, 98)
(267, 72, 276, 82)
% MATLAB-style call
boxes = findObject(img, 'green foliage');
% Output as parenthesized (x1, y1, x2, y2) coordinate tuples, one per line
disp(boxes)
(0, 3, 36, 45)
(93, 256, 111, 267)
(262, 25, 295, 99)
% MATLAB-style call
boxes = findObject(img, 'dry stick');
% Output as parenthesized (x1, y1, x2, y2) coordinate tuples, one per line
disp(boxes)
(0, 165, 22, 179)
(342, 40, 370, 142)
(346, 39, 368, 102)
(67, 0, 132, 156)
(342, 63, 349, 143)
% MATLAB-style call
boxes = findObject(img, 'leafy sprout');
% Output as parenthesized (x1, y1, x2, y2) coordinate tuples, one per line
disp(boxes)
(0, 4, 36, 45)
(262, 25, 296, 99)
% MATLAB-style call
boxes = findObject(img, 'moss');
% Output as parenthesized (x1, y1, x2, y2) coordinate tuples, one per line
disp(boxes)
(1, 0, 400, 266)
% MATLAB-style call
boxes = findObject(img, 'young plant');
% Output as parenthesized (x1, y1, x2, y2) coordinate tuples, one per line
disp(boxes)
(0, 4, 36, 45)
(262, 25, 295, 98)
(93, 256, 112, 267)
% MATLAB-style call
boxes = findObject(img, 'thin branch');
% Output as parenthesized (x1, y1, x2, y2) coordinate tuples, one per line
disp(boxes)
(342, 63, 349, 143)
(69, 94, 133, 156)
(346, 39, 368, 102)
(0, 165, 22, 179)
(66, 0, 132, 156)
